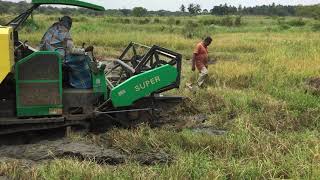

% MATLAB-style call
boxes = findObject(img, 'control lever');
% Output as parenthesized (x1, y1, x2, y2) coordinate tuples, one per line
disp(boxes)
(23, 40, 28, 47)
(15, 40, 28, 51)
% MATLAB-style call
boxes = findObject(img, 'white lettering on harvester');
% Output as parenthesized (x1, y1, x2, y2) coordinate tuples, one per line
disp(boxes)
(135, 76, 161, 92)
(118, 90, 126, 96)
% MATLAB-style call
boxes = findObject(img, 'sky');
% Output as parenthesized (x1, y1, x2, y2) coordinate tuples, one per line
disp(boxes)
(8, 0, 320, 11)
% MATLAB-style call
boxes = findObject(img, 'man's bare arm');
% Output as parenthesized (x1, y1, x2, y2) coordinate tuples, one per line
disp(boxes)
(66, 40, 85, 55)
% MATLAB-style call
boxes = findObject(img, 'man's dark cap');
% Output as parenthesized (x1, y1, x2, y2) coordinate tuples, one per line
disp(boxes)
(59, 16, 72, 29)
(204, 36, 213, 43)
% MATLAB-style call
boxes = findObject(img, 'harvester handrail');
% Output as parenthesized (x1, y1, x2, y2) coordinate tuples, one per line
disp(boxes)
(155, 50, 177, 59)
(6, 5, 39, 30)
(131, 42, 151, 49)
(118, 42, 151, 60)
(114, 59, 135, 75)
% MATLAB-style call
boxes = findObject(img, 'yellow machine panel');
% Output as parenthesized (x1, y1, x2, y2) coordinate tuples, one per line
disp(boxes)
(0, 26, 14, 84)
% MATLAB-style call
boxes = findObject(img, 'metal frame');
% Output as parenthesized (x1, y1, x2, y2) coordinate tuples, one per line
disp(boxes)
(6, 0, 105, 31)
(94, 95, 184, 128)
(97, 43, 182, 112)
(32, 0, 105, 11)
(107, 42, 182, 93)
(15, 51, 63, 117)
(6, 5, 39, 31)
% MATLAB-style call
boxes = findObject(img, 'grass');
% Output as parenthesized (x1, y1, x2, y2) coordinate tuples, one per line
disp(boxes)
(1, 14, 320, 179)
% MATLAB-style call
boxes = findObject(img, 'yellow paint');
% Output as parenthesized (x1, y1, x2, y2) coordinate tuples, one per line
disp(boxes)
(0, 26, 14, 84)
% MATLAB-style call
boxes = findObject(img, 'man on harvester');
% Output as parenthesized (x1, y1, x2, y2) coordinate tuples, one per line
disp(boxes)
(39, 16, 94, 89)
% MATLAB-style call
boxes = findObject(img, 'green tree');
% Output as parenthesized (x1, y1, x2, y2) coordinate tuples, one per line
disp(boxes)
(180, 4, 186, 12)
(120, 9, 131, 16)
(234, 16, 242, 26)
(187, 3, 201, 15)
(0, 4, 7, 14)
(132, 7, 148, 17)
(296, 5, 320, 19)
(202, 9, 209, 14)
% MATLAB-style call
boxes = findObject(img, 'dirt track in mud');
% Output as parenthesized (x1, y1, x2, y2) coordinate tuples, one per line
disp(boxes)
(0, 127, 225, 169)
(0, 137, 177, 169)
(0, 139, 171, 180)
(0, 100, 226, 168)
(0, 139, 125, 165)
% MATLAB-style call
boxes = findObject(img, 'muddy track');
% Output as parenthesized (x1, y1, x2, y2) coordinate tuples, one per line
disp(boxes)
(0, 139, 126, 165)
(0, 101, 225, 169)
(0, 138, 176, 168)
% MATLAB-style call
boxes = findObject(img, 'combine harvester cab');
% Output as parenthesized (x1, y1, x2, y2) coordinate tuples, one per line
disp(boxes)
(0, 1, 183, 134)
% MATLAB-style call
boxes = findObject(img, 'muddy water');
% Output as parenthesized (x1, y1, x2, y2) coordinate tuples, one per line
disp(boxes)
(0, 139, 126, 166)
(0, 101, 224, 168)
(0, 138, 175, 168)
(190, 127, 227, 136)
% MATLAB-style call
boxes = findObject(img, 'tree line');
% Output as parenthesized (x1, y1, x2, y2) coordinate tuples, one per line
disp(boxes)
(182, 3, 320, 19)
(0, 1, 319, 19)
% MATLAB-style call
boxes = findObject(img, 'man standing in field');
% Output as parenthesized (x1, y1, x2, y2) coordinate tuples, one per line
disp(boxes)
(187, 36, 212, 90)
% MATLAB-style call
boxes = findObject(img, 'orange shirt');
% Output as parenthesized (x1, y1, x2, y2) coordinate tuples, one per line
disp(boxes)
(193, 42, 208, 71)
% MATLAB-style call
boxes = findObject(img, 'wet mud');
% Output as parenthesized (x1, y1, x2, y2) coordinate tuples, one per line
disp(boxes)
(0, 139, 126, 166)
(306, 77, 320, 95)
(0, 99, 225, 169)
(0, 138, 174, 168)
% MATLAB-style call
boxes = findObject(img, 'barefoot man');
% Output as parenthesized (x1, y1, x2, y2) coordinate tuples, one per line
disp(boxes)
(188, 36, 212, 89)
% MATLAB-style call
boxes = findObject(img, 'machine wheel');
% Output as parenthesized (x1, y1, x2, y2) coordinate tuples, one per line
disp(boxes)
(90, 116, 115, 133)
(115, 110, 154, 128)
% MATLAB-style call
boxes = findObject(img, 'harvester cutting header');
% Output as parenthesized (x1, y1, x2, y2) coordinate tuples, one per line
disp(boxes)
(0, 0, 182, 134)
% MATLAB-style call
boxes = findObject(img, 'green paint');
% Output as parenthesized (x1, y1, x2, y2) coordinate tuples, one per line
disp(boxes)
(32, 0, 105, 11)
(92, 69, 108, 100)
(18, 80, 60, 83)
(110, 65, 178, 107)
(17, 105, 63, 117)
(15, 51, 63, 117)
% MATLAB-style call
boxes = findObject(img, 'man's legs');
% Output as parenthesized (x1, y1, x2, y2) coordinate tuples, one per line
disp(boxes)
(65, 54, 92, 89)
(197, 66, 208, 87)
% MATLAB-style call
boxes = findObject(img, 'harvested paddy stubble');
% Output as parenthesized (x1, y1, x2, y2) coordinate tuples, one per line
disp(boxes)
(1, 15, 320, 179)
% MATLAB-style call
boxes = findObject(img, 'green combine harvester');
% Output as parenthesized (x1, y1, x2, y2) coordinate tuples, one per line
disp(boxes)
(0, 0, 182, 134)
